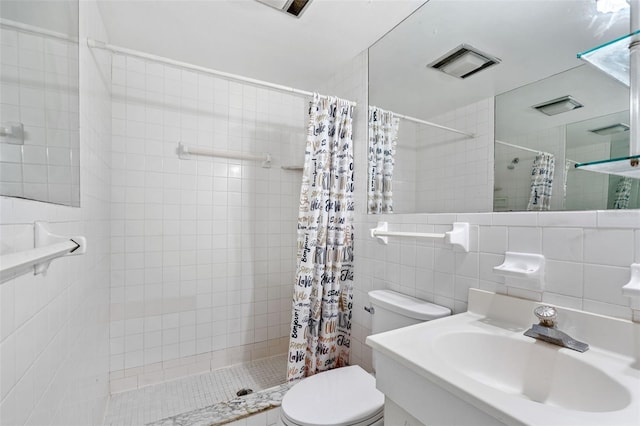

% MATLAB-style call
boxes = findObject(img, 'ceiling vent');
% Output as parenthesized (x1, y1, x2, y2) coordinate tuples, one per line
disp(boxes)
(428, 44, 501, 79)
(532, 96, 584, 116)
(254, 0, 313, 18)
(589, 123, 630, 135)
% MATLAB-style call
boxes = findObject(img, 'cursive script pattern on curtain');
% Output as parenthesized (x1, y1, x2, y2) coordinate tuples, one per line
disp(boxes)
(368, 106, 399, 214)
(527, 151, 555, 211)
(287, 94, 355, 381)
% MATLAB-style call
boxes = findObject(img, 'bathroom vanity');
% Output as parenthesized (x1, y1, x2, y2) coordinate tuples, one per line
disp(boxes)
(366, 289, 640, 426)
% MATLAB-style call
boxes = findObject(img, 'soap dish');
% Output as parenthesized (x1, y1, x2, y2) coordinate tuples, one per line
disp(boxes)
(493, 252, 545, 291)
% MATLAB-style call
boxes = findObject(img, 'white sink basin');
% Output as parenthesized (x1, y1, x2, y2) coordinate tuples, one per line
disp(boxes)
(366, 289, 640, 426)
(434, 331, 631, 413)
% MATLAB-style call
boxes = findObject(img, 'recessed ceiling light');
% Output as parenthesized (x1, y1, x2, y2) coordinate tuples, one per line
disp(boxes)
(428, 44, 501, 79)
(589, 123, 630, 135)
(254, 0, 313, 18)
(532, 96, 584, 116)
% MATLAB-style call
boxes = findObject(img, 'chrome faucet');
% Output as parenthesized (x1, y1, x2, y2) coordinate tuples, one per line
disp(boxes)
(524, 305, 589, 352)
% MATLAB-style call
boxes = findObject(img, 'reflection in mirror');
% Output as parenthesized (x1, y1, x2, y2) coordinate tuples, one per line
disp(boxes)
(366, 102, 490, 214)
(494, 65, 632, 211)
(0, 1, 80, 206)
(567, 111, 639, 210)
(368, 0, 630, 214)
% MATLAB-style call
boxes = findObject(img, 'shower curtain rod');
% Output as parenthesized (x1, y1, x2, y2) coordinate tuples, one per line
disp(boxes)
(87, 39, 357, 107)
(0, 18, 78, 42)
(393, 111, 475, 138)
(495, 140, 541, 154)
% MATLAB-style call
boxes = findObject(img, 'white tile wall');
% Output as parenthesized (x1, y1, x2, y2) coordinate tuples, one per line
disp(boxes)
(354, 210, 640, 370)
(0, 21, 80, 206)
(415, 98, 494, 213)
(0, 1, 112, 424)
(109, 53, 304, 390)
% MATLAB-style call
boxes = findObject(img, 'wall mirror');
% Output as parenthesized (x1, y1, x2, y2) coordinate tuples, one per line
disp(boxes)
(495, 64, 635, 211)
(368, 0, 630, 214)
(0, 0, 80, 207)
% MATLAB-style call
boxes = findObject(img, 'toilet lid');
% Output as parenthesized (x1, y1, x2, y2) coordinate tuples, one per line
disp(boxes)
(281, 365, 384, 426)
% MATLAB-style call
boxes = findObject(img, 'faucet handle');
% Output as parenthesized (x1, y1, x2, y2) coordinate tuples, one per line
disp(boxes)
(534, 305, 557, 327)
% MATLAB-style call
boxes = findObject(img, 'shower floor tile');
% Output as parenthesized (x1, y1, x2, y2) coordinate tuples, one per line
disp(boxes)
(104, 355, 287, 426)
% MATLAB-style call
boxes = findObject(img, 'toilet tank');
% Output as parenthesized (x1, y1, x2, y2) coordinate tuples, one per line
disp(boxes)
(368, 290, 451, 335)
(369, 290, 451, 372)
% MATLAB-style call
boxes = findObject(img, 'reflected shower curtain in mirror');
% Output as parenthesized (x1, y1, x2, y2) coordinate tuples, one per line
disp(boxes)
(368, 106, 399, 214)
(527, 152, 555, 211)
(613, 177, 633, 209)
(287, 94, 355, 381)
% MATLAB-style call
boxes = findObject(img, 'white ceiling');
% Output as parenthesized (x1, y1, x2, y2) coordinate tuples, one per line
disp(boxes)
(369, 0, 631, 120)
(96, 0, 425, 92)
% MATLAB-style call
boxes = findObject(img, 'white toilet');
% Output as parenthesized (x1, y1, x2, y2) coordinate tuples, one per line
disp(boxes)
(280, 289, 451, 426)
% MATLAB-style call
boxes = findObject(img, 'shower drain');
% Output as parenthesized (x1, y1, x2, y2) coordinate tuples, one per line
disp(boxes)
(236, 388, 253, 397)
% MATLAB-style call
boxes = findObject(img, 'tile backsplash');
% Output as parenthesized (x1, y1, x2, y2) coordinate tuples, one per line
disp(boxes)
(350, 210, 640, 371)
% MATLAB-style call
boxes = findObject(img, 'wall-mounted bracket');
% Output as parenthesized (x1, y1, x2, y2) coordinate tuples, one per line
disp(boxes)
(0, 222, 87, 281)
(445, 222, 469, 252)
(622, 263, 640, 309)
(33, 221, 86, 275)
(0, 122, 24, 145)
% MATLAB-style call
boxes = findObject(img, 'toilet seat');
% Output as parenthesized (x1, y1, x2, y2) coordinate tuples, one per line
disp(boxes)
(280, 365, 384, 426)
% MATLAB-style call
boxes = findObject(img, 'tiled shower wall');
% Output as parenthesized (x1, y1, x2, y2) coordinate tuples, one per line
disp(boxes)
(415, 98, 494, 214)
(0, 1, 112, 424)
(0, 19, 80, 206)
(108, 54, 305, 391)
(391, 120, 417, 214)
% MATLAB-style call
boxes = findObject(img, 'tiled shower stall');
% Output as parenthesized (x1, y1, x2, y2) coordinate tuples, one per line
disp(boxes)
(107, 52, 304, 392)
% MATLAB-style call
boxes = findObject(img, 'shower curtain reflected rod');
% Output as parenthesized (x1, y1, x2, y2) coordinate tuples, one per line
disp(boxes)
(495, 139, 541, 154)
(87, 39, 357, 107)
(0, 18, 78, 42)
(394, 112, 476, 138)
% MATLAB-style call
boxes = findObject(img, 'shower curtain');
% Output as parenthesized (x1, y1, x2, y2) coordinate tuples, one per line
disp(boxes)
(287, 94, 355, 381)
(613, 177, 633, 209)
(368, 106, 399, 214)
(527, 152, 555, 211)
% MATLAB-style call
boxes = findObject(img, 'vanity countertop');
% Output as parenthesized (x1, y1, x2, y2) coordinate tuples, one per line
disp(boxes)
(366, 289, 640, 426)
